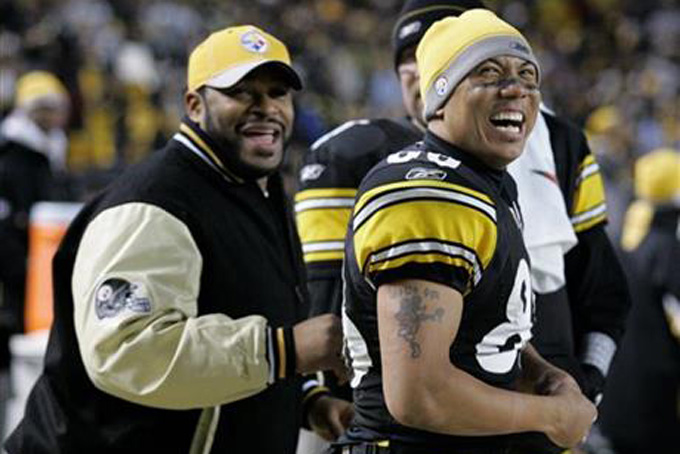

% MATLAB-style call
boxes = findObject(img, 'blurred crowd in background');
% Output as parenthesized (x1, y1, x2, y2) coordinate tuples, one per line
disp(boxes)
(1, 0, 678, 242)
(0, 1, 679, 452)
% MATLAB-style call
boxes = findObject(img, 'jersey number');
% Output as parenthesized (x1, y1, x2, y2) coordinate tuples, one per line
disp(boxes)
(387, 150, 460, 169)
(475, 258, 533, 374)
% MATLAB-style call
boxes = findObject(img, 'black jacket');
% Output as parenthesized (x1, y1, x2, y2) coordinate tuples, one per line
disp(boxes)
(6, 122, 309, 453)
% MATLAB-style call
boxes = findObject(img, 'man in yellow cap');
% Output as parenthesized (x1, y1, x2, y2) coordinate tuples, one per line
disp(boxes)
(597, 148, 680, 454)
(0, 70, 71, 439)
(335, 9, 596, 453)
(5, 25, 345, 454)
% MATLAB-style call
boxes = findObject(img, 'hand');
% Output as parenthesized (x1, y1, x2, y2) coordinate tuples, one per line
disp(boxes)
(580, 363, 605, 404)
(514, 352, 580, 397)
(308, 395, 354, 441)
(294, 314, 347, 382)
(545, 384, 598, 448)
(534, 365, 581, 396)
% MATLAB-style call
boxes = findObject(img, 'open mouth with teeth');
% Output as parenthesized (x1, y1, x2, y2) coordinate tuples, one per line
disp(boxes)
(489, 111, 525, 136)
(240, 125, 281, 148)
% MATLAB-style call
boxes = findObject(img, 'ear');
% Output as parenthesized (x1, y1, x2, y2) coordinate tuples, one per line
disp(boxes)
(184, 90, 204, 123)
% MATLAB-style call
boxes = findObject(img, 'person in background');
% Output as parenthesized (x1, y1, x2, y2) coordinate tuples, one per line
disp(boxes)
(0, 70, 70, 439)
(597, 148, 680, 454)
(335, 9, 596, 453)
(4, 25, 344, 454)
(295, 2, 631, 453)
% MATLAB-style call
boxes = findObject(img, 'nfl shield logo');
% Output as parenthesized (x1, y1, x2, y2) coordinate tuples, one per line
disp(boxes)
(241, 30, 269, 53)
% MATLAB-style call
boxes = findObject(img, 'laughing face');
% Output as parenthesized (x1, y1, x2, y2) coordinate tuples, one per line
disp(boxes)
(189, 65, 295, 180)
(430, 55, 540, 169)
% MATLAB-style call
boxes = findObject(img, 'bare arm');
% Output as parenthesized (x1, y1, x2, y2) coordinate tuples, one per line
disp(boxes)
(378, 279, 596, 446)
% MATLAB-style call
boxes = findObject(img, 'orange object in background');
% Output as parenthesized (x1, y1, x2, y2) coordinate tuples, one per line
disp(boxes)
(24, 202, 82, 332)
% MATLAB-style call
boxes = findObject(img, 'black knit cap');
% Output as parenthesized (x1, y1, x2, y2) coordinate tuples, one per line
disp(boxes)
(392, 0, 487, 69)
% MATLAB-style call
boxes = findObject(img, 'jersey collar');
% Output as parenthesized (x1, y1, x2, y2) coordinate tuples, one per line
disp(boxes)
(423, 130, 518, 204)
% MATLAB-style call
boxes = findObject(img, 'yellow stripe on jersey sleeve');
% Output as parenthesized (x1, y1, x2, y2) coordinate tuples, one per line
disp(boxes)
(302, 249, 345, 263)
(353, 179, 493, 216)
(296, 208, 350, 263)
(295, 188, 357, 263)
(295, 188, 358, 202)
(370, 253, 477, 292)
(354, 199, 497, 291)
(571, 155, 608, 232)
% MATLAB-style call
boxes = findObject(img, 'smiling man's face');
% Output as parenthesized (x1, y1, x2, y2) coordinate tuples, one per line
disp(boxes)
(197, 65, 295, 179)
(431, 55, 540, 169)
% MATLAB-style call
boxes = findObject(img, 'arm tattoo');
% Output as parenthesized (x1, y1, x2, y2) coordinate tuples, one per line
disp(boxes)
(391, 285, 445, 358)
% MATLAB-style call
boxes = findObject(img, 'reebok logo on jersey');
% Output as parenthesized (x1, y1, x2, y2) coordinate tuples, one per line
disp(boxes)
(405, 167, 448, 181)
(531, 169, 559, 185)
(94, 278, 152, 319)
(299, 164, 326, 182)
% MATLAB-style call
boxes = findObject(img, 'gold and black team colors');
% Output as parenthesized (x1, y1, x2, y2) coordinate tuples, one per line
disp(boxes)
(341, 131, 533, 449)
(598, 150, 680, 453)
(296, 118, 421, 304)
(507, 110, 632, 454)
(5, 119, 308, 454)
(295, 118, 421, 401)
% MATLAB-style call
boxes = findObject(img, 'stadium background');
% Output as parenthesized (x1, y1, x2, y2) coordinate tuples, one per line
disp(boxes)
(0, 0, 678, 451)
(2, 0, 678, 244)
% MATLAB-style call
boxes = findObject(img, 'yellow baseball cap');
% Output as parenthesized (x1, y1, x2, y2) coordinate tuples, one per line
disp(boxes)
(416, 9, 539, 120)
(634, 147, 680, 204)
(15, 71, 69, 109)
(187, 25, 302, 92)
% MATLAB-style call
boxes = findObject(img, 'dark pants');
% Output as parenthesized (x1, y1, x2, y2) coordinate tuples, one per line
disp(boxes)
(327, 440, 511, 454)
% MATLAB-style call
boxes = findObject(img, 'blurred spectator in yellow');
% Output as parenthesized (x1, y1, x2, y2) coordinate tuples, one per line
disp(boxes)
(584, 105, 634, 242)
(597, 148, 680, 454)
(0, 70, 70, 439)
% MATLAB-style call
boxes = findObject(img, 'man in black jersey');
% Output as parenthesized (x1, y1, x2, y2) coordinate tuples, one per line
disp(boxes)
(597, 149, 680, 454)
(295, 1, 484, 444)
(296, 3, 631, 452)
(335, 9, 596, 453)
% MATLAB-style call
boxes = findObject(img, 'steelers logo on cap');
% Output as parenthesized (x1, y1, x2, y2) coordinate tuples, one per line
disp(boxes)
(241, 30, 269, 54)
(435, 76, 449, 96)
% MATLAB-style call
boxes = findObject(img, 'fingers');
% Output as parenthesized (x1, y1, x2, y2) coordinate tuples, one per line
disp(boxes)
(329, 401, 354, 438)
(329, 414, 346, 439)
(310, 397, 353, 442)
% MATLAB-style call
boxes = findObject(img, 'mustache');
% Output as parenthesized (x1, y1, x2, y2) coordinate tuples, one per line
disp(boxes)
(237, 115, 288, 134)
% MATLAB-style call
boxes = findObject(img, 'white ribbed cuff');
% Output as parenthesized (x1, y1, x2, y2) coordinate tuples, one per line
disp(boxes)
(581, 331, 616, 376)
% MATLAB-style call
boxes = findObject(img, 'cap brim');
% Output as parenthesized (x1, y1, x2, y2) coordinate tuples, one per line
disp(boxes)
(205, 60, 302, 91)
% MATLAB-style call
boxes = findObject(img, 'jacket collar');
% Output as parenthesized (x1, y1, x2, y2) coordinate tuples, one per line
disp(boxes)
(172, 117, 244, 184)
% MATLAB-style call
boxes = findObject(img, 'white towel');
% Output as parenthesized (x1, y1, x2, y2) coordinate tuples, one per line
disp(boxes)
(508, 110, 578, 294)
(0, 110, 68, 171)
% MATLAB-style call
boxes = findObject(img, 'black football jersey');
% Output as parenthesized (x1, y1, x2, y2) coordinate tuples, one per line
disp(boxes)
(295, 118, 422, 280)
(342, 132, 534, 446)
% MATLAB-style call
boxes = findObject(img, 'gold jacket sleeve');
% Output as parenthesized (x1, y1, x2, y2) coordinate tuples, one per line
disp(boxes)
(72, 202, 271, 410)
